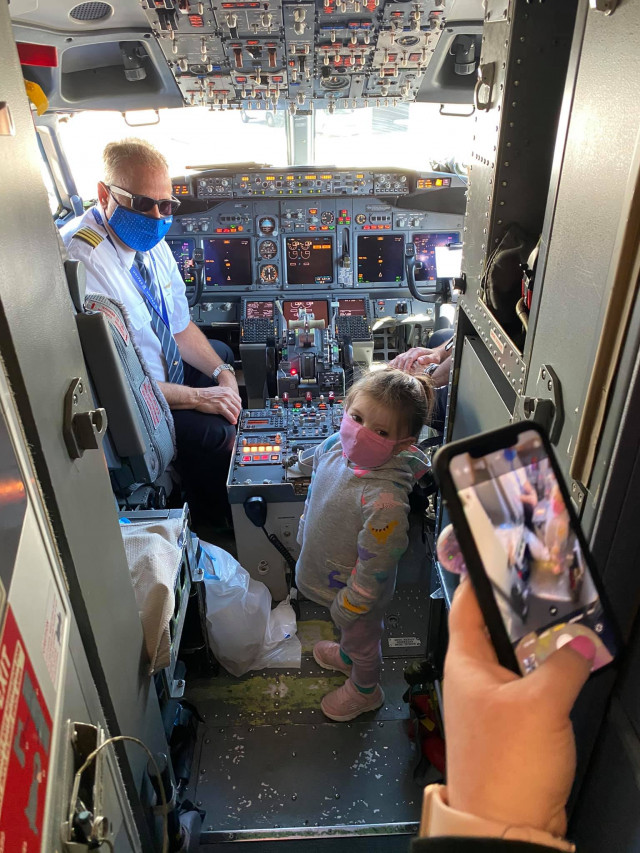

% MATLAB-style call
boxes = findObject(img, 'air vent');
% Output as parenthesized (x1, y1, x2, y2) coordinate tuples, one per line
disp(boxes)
(69, 2, 113, 22)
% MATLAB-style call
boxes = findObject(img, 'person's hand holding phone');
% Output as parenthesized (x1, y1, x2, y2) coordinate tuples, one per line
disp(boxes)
(444, 577, 595, 839)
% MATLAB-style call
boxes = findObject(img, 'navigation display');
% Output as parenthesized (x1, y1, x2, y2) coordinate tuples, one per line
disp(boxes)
(166, 238, 195, 285)
(245, 301, 274, 319)
(357, 235, 405, 283)
(204, 238, 252, 286)
(283, 300, 329, 326)
(338, 298, 366, 316)
(413, 232, 461, 281)
(285, 237, 333, 285)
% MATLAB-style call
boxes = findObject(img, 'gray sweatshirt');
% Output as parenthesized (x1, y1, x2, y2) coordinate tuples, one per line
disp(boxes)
(295, 433, 430, 627)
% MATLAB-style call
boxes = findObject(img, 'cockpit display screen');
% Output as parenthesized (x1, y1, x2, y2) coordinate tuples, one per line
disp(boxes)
(338, 298, 366, 316)
(245, 301, 274, 319)
(413, 232, 461, 281)
(283, 300, 329, 326)
(204, 238, 252, 286)
(357, 235, 405, 283)
(166, 238, 195, 285)
(285, 237, 333, 285)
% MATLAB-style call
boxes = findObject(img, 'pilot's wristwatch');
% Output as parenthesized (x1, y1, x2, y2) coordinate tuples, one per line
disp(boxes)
(212, 363, 236, 383)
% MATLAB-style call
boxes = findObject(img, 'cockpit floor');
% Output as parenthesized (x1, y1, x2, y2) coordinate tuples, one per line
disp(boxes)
(185, 513, 440, 847)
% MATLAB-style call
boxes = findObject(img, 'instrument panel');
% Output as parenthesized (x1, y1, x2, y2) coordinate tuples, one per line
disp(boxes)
(167, 168, 464, 301)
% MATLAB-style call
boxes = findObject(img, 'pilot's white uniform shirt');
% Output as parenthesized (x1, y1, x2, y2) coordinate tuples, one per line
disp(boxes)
(61, 206, 190, 383)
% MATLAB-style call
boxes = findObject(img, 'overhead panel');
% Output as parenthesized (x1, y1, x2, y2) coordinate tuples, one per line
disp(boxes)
(142, 0, 450, 113)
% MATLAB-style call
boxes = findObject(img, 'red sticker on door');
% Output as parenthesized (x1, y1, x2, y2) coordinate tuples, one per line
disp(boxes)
(0, 607, 52, 851)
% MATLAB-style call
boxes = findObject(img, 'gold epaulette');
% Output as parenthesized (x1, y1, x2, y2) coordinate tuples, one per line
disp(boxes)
(72, 226, 104, 249)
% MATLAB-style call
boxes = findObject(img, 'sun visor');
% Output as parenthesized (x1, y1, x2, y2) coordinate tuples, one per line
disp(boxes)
(416, 23, 483, 105)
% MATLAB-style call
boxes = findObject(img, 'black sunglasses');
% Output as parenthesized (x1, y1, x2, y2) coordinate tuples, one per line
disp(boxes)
(108, 184, 181, 216)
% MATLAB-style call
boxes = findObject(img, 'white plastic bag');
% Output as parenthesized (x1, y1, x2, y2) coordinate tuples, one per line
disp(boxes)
(200, 541, 301, 677)
(252, 599, 301, 670)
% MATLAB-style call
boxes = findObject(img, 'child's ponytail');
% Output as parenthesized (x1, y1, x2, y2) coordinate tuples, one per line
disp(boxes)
(344, 368, 436, 437)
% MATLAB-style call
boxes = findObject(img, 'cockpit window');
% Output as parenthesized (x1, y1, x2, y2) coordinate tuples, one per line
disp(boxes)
(57, 106, 288, 199)
(313, 103, 474, 171)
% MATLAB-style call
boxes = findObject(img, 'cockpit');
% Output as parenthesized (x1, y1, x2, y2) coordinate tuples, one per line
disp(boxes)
(2, 1, 639, 851)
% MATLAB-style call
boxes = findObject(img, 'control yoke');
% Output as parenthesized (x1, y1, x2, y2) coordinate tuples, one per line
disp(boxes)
(187, 247, 205, 308)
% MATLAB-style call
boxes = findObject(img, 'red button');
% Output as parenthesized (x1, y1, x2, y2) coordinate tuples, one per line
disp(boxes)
(242, 455, 251, 462)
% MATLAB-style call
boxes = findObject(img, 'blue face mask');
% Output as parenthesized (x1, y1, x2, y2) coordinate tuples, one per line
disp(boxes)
(107, 204, 172, 252)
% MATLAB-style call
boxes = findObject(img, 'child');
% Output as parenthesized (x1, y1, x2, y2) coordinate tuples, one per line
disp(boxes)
(295, 369, 433, 722)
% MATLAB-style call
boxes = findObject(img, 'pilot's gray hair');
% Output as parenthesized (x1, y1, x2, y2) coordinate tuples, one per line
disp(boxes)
(103, 138, 169, 184)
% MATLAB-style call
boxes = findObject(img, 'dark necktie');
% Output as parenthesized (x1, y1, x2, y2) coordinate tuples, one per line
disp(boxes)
(134, 251, 184, 385)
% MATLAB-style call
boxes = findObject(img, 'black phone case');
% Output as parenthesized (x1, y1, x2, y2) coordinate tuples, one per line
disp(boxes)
(433, 421, 619, 676)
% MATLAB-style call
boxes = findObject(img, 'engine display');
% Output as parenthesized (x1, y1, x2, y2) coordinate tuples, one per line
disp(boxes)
(283, 300, 329, 326)
(413, 232, 462, 281)
(204, 238, 252, 287)
(285, 237, 334, 286)
(166, 238, 195, 285)
(357, 234, 405, 284)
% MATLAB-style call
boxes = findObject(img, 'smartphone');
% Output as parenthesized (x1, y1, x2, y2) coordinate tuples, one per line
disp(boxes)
(434, 422, 618, 676)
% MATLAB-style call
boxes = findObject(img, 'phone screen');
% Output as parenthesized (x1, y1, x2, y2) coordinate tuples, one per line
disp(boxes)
(448, 429, 616, 674)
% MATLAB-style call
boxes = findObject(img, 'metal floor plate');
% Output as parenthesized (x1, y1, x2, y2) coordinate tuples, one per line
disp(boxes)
(186, 513, 440, 843)
(193, 720, 431, 841)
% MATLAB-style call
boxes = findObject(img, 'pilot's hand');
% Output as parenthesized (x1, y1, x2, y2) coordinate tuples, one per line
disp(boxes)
(444, 577, 594, 839)
(389, 347, 439, 372)
(194, 386, 242, 424)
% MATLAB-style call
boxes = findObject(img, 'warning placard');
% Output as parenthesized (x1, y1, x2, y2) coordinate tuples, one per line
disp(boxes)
(0, 607, 52, 852)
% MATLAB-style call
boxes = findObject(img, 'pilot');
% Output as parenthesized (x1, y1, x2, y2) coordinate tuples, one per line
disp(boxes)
(61, 138, 242, 531)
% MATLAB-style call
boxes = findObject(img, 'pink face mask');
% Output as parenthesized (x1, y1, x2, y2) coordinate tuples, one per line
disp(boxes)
(339, 413, 411, 469)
